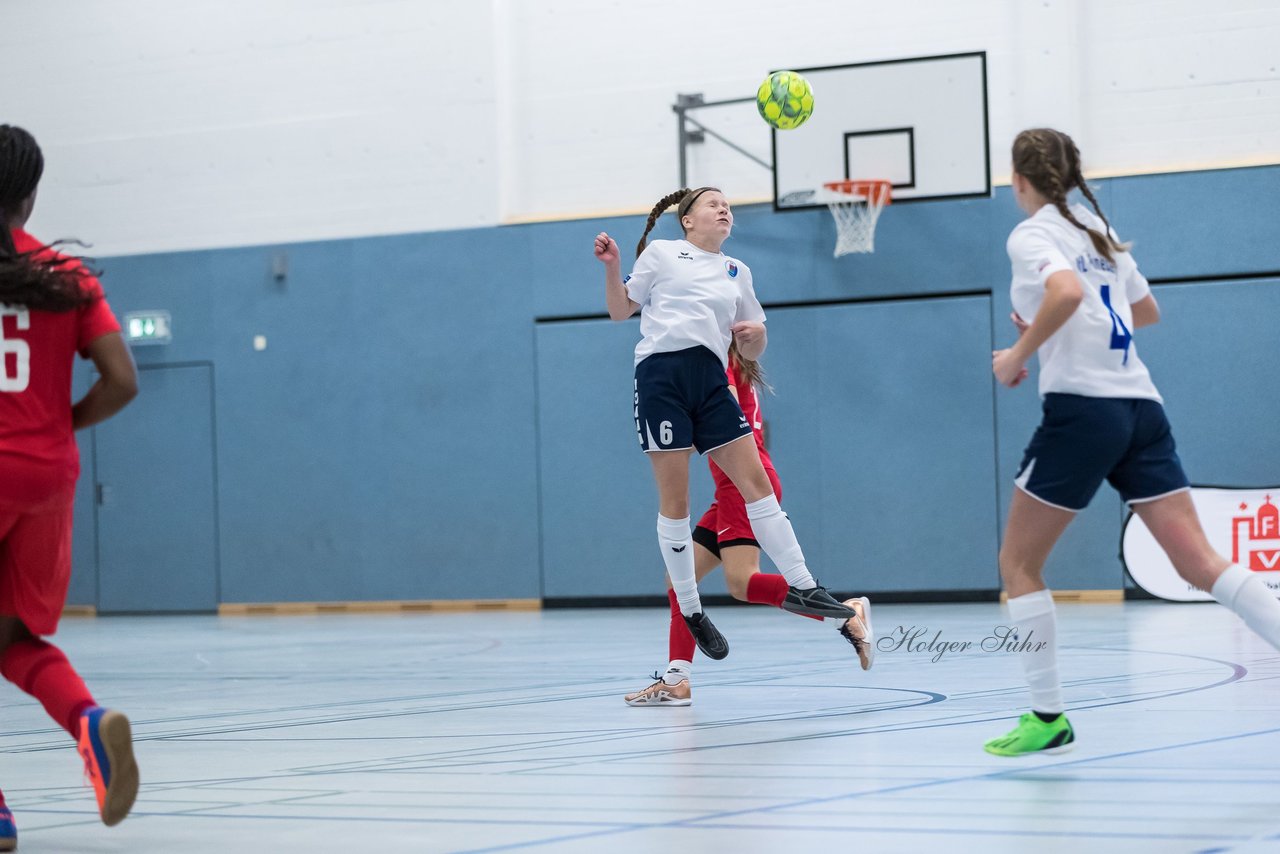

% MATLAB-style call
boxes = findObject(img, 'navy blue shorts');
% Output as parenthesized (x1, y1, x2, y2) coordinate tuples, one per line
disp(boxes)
(634, 346, 751, 454)
(1015, 393, 1190, 511)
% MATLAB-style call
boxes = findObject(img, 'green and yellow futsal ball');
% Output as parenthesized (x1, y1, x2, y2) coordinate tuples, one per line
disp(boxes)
(756, 70, 814, 130)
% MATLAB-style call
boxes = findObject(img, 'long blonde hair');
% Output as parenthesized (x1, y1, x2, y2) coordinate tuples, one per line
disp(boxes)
(729, 339, 772, 395)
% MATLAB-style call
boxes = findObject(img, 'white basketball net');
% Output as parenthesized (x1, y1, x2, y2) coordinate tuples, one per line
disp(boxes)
(819, 181, 892, 257)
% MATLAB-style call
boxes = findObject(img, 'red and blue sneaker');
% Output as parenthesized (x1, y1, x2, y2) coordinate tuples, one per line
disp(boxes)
(0, 804, 15, 852)
(77, 707, 139, 826)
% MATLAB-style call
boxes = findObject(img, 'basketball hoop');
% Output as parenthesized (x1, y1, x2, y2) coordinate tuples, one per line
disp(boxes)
(819, 180, 892, 257)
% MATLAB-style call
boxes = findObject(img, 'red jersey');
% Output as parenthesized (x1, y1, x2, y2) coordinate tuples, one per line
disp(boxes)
(0, 229, 120, 510)
(709, 360, 771, 488)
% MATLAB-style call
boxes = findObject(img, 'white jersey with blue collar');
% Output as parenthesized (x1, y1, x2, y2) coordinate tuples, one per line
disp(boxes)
(1008, 203, 1161, 402)
(624, 238, 765, 368)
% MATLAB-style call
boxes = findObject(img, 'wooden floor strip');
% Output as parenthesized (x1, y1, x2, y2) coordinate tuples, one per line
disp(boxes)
(217, 599, 542, 616)
(999, 589, 1125, 604)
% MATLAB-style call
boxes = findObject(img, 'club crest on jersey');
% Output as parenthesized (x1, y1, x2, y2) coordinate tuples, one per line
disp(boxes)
(725, 261, 738, 278)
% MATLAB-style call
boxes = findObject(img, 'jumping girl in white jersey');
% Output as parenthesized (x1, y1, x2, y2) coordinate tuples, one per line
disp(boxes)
(593, 187, 863, 661)
(623, 341, 872, 706)
(985, 128, 1280, 756)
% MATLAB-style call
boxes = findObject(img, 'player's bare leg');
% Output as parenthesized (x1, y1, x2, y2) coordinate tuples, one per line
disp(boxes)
(1134, 491, 1280, 649)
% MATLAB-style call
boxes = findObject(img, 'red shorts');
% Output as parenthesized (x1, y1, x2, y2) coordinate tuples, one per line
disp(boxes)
(694, 464, 782, 550)
(0, 493, 75, 636)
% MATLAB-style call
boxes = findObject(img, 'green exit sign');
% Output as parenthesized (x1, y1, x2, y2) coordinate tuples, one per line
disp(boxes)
(123, 311, 172, 345)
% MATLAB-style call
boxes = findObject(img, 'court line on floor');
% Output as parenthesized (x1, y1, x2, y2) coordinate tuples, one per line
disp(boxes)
(454, 723, 1280, 853)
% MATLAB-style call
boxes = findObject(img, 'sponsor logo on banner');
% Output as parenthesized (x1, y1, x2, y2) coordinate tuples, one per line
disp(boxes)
(1233, 495, 1280, 571)
(1123, 487, 1280, 602)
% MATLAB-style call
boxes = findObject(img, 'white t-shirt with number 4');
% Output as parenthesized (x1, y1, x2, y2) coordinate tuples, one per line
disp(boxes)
(624, 239, 766, 368)
(1008, 203, 1161, 402)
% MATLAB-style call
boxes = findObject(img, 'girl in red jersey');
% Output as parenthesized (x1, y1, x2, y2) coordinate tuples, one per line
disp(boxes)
(0, 125, 141, 846)
(624, 342, 872, 706)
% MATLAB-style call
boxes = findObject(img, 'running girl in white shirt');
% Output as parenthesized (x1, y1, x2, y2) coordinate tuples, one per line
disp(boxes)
(986, 128, 1280, 756)
(593, 187, 863, 661)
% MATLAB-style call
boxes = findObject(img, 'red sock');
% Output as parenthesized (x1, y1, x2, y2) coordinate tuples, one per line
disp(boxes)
(747, 573, 822, 621)
(0, 639, 97, 738)
(667, 589, 696, 662)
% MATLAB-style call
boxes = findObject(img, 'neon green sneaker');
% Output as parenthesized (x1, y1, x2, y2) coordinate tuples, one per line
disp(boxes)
(983, 712, 1075, 756)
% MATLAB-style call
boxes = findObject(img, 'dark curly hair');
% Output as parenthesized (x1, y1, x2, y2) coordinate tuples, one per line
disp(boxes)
(0, 125, 95, 312)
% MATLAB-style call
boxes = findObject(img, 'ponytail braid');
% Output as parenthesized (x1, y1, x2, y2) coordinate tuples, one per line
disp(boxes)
(636, 188, 691, 259)
(634, 186, 721, 259)
(1012, 128, 1127, 263)
(1074, 178, 1129, 260)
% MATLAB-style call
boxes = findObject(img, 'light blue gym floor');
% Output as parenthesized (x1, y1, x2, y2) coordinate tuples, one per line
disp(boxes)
(1, 601, 1278, 853)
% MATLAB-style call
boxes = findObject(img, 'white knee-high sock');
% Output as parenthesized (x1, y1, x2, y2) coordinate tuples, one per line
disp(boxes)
(1007, 589, 1063, 715)
(744, 494, 815, 589)
(1212, 565, 1280, 650)
(657, 515, 700, 616)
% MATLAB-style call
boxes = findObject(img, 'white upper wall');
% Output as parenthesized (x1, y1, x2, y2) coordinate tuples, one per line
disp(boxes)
(5, 0, 1277, 255)
(7, 0, 502, 256)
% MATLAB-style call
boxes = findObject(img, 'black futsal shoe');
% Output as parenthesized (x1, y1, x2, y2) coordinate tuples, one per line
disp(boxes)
(682, 611, 729, 660)
(782, 584, 861, 619)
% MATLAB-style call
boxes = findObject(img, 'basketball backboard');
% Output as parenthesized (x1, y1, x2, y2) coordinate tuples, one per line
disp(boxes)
(774, 52, 990, 210)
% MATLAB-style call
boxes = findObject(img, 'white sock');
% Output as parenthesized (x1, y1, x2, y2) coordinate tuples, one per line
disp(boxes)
(1007, 589, 1063, 715)
(1212, 565, 1280, 650)
(664, 660, 691, 685)
(657, 515, 700, 616)
(744, 494, 815, 589)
